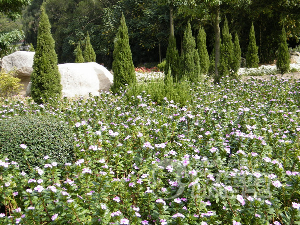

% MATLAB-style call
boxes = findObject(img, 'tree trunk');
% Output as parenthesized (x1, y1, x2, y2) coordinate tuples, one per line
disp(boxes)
(159, 42, 162, 63)
(213, 7, 220, 77)
(170, 5, 174, 36)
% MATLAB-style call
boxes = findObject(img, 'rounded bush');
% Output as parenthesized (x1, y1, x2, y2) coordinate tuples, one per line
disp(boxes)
(0, 115, 75, 172)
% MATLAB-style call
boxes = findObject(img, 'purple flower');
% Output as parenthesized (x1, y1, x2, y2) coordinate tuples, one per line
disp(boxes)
(82, 168, 92, 174)
(172, 213, 185, 218)
(34, 185, 44, 193)
(272, 180, 282, 188)
(113, 196, 121, 202)
(51, 214, 58, 221)
(20, 144, 27, 149)
(120, 218, 129, 224)
(292, 202, 300, 209)
(236, 195, 245, 206)
(141, 220, 149, 225)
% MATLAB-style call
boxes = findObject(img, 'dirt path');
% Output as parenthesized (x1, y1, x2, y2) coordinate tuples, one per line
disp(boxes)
(242, 72, 300, 81)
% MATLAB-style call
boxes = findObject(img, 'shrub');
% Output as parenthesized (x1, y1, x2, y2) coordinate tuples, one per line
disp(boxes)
(111, 13, 136, 93)
(181, 22, 200, 82)
(83, 33, 96, 62)
(30, 5, 62, 104)
(197, 27, 210, 75)
(0, 114, 75, 173)
(157, 60, 166, 72)
(246, 23, 259, 68)
(164, 35, 180, 81)
(74, 42, 84, 63)
(276, 27, 290, 74)
(0, 70, 23, 97)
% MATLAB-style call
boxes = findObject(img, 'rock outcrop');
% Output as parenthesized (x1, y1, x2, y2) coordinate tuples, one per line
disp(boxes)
(1, 51, 113, 97)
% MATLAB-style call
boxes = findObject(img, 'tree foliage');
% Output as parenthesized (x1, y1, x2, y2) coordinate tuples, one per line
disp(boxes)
(31, 5, 62, 104)
(181, 22, 200, 82)
(83, 33, 96, 62)
(246, 23, 259, 68)
(111, 14, 136, 93)
(276, 27, 290, 75)
(164, 35, 179, 81)
(233, 33, 241, 75)
(0, 29, 24, 57)
(74, 42, 84, 63)
(0, 0, 31, 20)
(197, 27, 210, 75)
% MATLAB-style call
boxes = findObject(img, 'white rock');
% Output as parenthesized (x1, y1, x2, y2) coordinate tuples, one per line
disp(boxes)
(58, 62, 113, 98)
(1, 51, 35, 76)
(290, 51, 300, 64)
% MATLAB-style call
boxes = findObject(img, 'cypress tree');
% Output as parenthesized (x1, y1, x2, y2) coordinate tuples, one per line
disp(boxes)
(246, 23, 259, 68)
(164, 35, 179, 82)
(74, 42, 84, 63)
(233, 33, 241, 75)
(276, 27, 290, 75)
(111, 14, 136, 93)
(31, 5, 62, 104)
(197, 27, 210, 75)
(84, 33, 96, 62)
(181, 22, 200, 82)
(220, 18, 234, 77)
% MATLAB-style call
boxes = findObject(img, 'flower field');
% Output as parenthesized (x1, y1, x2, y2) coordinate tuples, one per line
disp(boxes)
(0, 76, 300, 224)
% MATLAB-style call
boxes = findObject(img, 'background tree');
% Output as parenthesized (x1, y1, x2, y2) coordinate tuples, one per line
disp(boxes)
(246, 23, 259, 68)
(164, 35, 180, 81)
(83, 33, 96, 62)
(233, 33, 241, 75)
(74, 42, 84, 63)
(111, 14, 136, 93)
(181, 22, 200, 82)
(276, 27, 290, 75)
(197, 27, 210, 75)
(31, 5, 62, 104)
(0, 0, 31, 20)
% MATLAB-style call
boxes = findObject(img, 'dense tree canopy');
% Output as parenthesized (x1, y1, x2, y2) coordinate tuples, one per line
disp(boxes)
(1, 0, 299, 68)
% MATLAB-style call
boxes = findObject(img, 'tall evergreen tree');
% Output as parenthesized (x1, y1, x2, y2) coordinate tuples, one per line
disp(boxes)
(276, 27, 290, 75)
(181, 22, 200, 82)
(246, 23, 259, 68)
(215, 18, 234, 83)
(31, 5, 62, 104)
(74, 42, 84, 63)
(111, 14, 136, 93)
(233, 33, 241, 75)
(197, 27, 210, 75)
(164, 35, 179, 82)
(84, 33, 96, 62)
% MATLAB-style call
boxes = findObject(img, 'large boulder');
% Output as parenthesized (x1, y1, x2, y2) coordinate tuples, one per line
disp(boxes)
(26, 62, 113, 98)
(290, 51, 300, 64)
(58, 62, 113, 97)
(1, 51, 35, 76)
(1, 51, 114, 97)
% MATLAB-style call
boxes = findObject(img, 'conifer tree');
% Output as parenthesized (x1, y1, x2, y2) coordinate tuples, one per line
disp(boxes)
(31, 5, 62, 104)
(75, 42, 84, 63)
(220, 18, 234, 74)
(164, 35, 179, 82)
(197, 27, 210, 75)
(181, 22, 200, 82)
(246, 23, 259, 68)
(84, 33, 96, 62)
(276, 27, 290, 75)
(111, 14, 136, 93)
(233, 33, 241, 75)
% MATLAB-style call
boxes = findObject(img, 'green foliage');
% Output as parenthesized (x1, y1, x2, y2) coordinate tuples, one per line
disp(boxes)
(83, 33, 96, 62)
(197, 27, 210, 75)
(276, 27, 290, 75)
(112, 14, 136, 93)
(233, 33, 241, 74)
(246, 23, 259, 68)
(0, 70, 23, 97)
(164, 35, 180, 81)
(0, 114, 75, 173)
(0, 0, 31, 20)
(30, 5, 62, 104)
(218, 18, 235, 81)
(157, 60, 166, 71)
(74, 42, 84, 63)
(0, 29, 24, 57)
(181, 22, 200, 82)
(28, 43, 35, 52)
